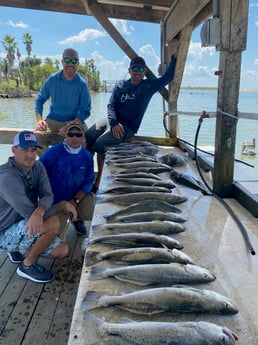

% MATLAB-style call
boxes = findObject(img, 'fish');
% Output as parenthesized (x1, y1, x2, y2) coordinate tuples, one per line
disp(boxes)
(112, 211, 186, 223)
(96, 192, 188, 206)
(159, 153, 187, 167)
(105, 155, 158, 164)
(113, 177, 176, 189)
(111, 161, 172, 170)
(112, 171, 162, 180)
(84, 285, 239, 315)
(170, 170, 212, 195)
(92, 221, 186, 235)
(88, 263, 216, 286)
(104, 200, 182, 221)
(85, 247, 194, 266)
(83, 232, 183, 250)
(106, 145, 159, 156)
(102, 184, 172, 194)
(111, 166, 172, 174)
(84, 312, 238, 345)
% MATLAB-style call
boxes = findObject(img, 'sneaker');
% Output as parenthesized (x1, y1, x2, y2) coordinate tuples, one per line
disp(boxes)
(7, 251, 25, 264)
(73, 220, 87, 235)
(16, 262, 55, 283)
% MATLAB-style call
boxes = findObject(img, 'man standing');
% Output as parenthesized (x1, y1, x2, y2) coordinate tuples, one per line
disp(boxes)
(0, 131, 74, 283)
(40, 122, 95, 237)
(35, 48, 91, 153)
(86, 45, 178, 192)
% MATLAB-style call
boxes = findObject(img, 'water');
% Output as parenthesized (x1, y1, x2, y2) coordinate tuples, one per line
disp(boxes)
(0, 90, 258, 170)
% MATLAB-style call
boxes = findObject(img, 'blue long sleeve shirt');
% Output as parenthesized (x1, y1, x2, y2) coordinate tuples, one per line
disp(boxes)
(0, 158, 54, 232)
(39, 143, 94, 203)
(107, 56, 177, 133)
(35, 70, 91, 122)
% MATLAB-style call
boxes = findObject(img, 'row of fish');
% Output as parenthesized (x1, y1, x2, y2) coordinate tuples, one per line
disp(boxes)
(83, 141, 238, 344)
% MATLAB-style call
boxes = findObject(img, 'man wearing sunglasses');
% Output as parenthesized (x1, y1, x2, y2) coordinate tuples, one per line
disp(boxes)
(35, 48, 91, 155)
(40, 122, 95, 237)
(86, 44, 179, 192)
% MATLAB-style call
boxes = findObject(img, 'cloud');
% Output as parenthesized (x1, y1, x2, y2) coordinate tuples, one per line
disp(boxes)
(109, 19, 135, 36)
(58, 28, 107, 45)
(6, 20, 28, 28)
(189, 41, 215, 59)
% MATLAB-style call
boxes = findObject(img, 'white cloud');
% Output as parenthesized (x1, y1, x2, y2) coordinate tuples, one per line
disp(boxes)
(6, 20, 28, 28)
(109, 19, 134, 36)
(189, 41, 215, 59)
(58, 28, 107, 45)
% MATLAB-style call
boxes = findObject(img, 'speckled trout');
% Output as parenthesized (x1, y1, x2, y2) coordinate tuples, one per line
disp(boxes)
(84, 312, 238, 345)
(84, 285, 239, 315)
(88, 263, 216, 286)
(104, 200, 182, 222)
(83, 232, 183, 250)
(113, 211, 186, 223)
(96, 192, 188, 205)
(92, 220, 186, 235)
(85, 247, 194, 266)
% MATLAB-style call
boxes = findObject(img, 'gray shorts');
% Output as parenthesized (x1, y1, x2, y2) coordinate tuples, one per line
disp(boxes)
(0, 220, 62, 256)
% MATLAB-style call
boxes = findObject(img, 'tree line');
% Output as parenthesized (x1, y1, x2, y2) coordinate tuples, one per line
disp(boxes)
(0, 33, 102, 97)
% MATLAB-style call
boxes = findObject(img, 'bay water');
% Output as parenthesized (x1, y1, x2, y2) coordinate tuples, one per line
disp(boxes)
(0, 89, 257, 171)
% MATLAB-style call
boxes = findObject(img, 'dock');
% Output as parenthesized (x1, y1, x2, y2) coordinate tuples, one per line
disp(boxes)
(0, 222, 91, 345)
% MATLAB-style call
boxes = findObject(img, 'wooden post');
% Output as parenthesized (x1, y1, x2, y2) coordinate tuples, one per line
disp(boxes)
(213, 0, 249, 196)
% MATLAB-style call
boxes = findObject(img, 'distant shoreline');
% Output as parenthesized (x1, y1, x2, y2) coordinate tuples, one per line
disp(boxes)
(182, 86, 258, 93)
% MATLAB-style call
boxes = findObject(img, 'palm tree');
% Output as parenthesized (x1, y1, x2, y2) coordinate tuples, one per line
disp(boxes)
(22, 32, 33, 58)
(1, 35, 17, 80)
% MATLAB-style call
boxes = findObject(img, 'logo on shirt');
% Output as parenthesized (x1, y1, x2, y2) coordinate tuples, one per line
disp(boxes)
(120, 92, 136, 103)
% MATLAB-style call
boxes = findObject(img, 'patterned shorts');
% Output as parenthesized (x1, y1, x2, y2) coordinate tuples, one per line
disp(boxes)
(0, 220, 62, 256)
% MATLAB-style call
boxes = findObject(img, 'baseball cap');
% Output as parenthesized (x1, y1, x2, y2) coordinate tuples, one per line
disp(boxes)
(62, 48, 79, 60)
(65, 122, 85, 133)
(130, 56, 146, 69)
(13, 130, 43, 149)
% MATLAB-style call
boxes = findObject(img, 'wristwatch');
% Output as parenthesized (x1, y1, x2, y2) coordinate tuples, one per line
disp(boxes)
(74, 198, 80, 205)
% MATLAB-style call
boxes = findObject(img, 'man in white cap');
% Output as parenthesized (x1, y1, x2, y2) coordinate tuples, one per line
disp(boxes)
(40, 122, 95, 237)
(35, 48, 91, 154)
(0, 131, 76, 283)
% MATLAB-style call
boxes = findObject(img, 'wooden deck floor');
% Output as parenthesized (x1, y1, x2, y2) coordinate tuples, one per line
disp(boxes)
(0, 222, 91, 345)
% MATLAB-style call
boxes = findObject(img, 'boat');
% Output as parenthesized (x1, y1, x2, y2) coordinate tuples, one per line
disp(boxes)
(0, 1, 258, 345)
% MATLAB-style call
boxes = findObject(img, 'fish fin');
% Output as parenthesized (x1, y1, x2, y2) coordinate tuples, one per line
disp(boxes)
(84, 291, 102, 311)
(81, 238, 93, 252)
(84, 312, 107, 344)
(85, 250, 101, 266)
(88, 266, 107, 280)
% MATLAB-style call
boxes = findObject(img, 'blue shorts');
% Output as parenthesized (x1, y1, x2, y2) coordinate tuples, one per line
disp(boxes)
(0, 220, 62, 256)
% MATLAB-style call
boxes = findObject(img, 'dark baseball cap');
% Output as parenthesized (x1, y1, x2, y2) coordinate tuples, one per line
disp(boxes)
(62, 48, 79, 60)
(13, 130, 43, 149)
(130, 56, 146, 69)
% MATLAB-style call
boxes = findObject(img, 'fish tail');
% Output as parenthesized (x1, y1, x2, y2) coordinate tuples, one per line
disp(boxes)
(84, 291, 102, 311)
(88, 266, 108, 280)
(84, 312, 108, 344)
(85, 250, 101, 266)
(81, 238, 94, 253)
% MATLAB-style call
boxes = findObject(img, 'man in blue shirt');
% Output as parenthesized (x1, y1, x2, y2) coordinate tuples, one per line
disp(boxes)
(35, 48, 91, 154)
(40, 122, 95, 236)
(86, 47, 178, 192)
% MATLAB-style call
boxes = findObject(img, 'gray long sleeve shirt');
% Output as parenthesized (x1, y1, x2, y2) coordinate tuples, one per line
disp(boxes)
(0, 157, 55, 232)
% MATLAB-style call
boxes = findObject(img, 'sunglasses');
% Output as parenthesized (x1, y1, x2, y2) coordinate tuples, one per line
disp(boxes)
(63, 57, 78, 65)
(67, 132, 83, 138)
(131, 66, 145, 72)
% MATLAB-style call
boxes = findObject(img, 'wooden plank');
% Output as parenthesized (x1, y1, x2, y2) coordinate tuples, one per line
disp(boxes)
(165, 0, 210, 41)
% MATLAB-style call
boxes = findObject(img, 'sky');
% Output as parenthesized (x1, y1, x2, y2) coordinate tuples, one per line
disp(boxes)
(0, 2, 258, 89)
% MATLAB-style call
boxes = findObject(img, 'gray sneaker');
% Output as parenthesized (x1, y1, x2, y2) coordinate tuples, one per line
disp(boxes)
(17, 262, 55, 283)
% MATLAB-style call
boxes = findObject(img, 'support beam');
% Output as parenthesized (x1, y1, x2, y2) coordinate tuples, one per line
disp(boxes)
(86, 0, 169, 101)
(213, 0, 249, 196)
